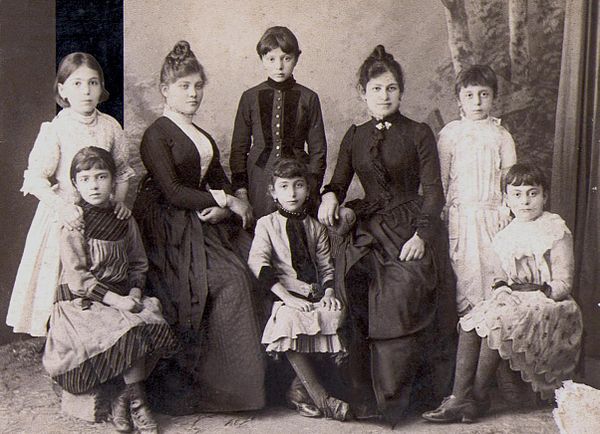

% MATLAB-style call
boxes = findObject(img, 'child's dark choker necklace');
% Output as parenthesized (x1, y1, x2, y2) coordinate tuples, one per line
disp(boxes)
(277, 203, 307, 220)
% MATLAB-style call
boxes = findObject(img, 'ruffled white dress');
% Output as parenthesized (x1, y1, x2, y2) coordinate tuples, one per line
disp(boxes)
(437, 116, 517, 313)
(6, 108, 135, 336)
(460, 212, 583, 399)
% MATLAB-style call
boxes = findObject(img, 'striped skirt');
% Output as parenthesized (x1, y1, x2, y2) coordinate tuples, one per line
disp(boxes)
(261, 301, 345, 354)
(43, 296, 179, 394)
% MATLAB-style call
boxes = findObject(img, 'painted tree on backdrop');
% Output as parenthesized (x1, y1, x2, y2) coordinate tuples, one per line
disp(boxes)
(430, 0, 564, 180)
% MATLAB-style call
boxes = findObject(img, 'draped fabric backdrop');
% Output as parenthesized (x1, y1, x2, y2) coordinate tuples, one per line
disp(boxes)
(552, 0, 600, 359)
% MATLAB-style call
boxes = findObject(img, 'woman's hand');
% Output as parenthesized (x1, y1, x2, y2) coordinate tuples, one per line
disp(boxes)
(399, 232, 425, 261)
(198, 206, 232, 224)
(319, 288, 342, 311)
(113, 201, 132, 220)
(497, 213, 512, 231)
(226, 195, 253, 229)
(60, 204, 84, 231)
(283, 294, 314, 312)
(318, 192, 339, 227)
(129, 287, 143, 302)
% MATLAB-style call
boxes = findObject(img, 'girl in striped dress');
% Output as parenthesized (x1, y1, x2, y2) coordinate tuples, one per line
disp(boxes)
(248, 158, 351, 422)
(42, 147, 178, 434)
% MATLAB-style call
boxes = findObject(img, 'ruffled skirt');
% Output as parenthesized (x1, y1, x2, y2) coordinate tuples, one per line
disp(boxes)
(261, 301, 345, 353)
(43, 296, 179, 394)
(460, 290, 582, 399)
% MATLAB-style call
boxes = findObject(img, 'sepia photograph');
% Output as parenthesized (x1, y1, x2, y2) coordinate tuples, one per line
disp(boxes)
(0, 0, 599, 432)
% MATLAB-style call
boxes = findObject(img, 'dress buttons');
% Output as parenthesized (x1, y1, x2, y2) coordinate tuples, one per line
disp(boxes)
(277, 105, 281, 109)
(276, 123, 280, 127)
(276, 131, 280, 135)
(276, 146, 280, 149)
(276, 114, 280, 118)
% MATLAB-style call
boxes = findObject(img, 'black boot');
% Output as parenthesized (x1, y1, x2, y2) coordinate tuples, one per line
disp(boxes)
(286, 376, 322, 418)
(128, 382, 158, 434)
(111, 385, 132, 432)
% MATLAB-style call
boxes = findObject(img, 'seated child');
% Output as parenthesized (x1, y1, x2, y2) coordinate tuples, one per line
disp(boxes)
(248, 158, 351, 421)
(422, 163, 582, 423)
(42, 147, 179, 434)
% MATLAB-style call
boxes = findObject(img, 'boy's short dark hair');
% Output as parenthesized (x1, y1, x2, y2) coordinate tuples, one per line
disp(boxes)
(502, 163, 549, 193)
(70, 146, 116, 184)
(256, 26, 302, 59)
(455, 64, 498, 98)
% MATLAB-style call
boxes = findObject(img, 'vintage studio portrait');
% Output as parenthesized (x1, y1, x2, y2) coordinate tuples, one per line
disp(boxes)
(0, 0, 599, 432)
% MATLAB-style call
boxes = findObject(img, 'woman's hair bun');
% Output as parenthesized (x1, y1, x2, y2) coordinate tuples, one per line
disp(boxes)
(168, 41, 194, 65)
(370, 45, 393, 62)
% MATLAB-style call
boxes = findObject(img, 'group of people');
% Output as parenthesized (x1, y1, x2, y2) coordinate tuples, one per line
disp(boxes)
(6, 25, 583, 433)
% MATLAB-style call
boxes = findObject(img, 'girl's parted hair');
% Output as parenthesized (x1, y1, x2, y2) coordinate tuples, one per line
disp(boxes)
(454, 64, 498, 98)
(358, 45, 404, 92)
(70, 146, 116, 184)
(160, 40, 207, 86)
(256, 26, 302, 59)
(55, 52, 109, 108)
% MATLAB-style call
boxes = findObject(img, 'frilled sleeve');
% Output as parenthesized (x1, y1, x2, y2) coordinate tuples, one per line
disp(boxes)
(314, 222, 334, 290)
(60, 228, 110, 302)
(21, 122, 64, 209)
(546, 232, 574, 301)
(499, 128, 517, 170)
(306, 93, 327, 190)
(126, 218, 148, 290)
(140, 124, 219, 211)
(247, 217, 278, 292)
(108, 117, 136, 184)
(230, 91, 253, 192)
(414, 123, 445, 241)
(321, 125, 356, 203)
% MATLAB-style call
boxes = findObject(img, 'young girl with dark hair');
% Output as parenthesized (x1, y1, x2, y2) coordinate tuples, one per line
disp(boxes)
(230, 26, 327, 219)
(43, 146, 178, 434)
(423, 163, 582, 424)
(249, 158, 350, 421)
(133, 41, 265, 415)
(319, 45, 446, 423)
(7, 52, 134, 337)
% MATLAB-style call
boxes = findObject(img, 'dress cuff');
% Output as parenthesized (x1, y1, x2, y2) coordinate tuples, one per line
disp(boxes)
(89, 282, 110, 302)
(210, 189, 228, 208)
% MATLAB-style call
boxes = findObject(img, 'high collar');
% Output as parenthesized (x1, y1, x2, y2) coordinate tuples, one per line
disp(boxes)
(81, 201, 114, 213)
(371, 111, 402, 127)
(266, 76, 296, 91)
(277, 202, 308, 220)
(163, 105, 194, 125)
(63, 107, 98, 125)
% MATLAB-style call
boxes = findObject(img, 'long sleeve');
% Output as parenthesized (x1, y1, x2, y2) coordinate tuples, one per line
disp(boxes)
(140, 125, 218, 211)
(415, 123, 445, 241)
(306, 94, 327, 188)
(547, 233, 574, 301)
(436, 125, 454, 200)
(205, 145, 233, 194)
(110, 121, 136, 184)
(60, 229, 110, 301)
(499, 129, 517, 169)
(126, 219, 148, 290)
(247, 218, 278, 291)
(230, 92, 253, 191)
(314, 222, 335, 289)
(21, 122, 65, 209)
(322, 125, 356, 203)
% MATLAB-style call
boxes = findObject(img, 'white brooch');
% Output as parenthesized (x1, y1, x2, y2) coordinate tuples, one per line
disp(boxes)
(375, 121, 392, 130)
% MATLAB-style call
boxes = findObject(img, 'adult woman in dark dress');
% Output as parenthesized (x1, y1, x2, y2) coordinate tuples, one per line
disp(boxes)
(318, 45, 447, 424)
(133, 41, 265, 415)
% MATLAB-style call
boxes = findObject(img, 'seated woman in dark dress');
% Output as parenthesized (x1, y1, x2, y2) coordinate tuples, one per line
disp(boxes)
(318, 45, 446, 424)
(133, 40, 265, 415)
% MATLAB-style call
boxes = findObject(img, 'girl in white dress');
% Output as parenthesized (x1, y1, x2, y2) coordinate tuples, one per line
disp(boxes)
(422, 163, 582, 423)
(6, 53, 134, 336)
(248, 158, 351, 421)
(437, 65, 517, 315)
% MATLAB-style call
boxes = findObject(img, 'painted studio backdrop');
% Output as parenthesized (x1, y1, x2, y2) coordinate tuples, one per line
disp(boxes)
(0, 1, 581, 351)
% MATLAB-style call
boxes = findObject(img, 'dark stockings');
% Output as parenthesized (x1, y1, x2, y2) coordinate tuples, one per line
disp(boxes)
(286, 352, 328, 409)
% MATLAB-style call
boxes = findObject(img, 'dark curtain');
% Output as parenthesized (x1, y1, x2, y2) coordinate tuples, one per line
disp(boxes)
(552, 0, 600, 358)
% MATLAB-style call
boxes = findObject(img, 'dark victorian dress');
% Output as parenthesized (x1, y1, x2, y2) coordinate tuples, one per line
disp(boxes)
(323, 111, 446, 421)
(133, 115, 265, 415)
